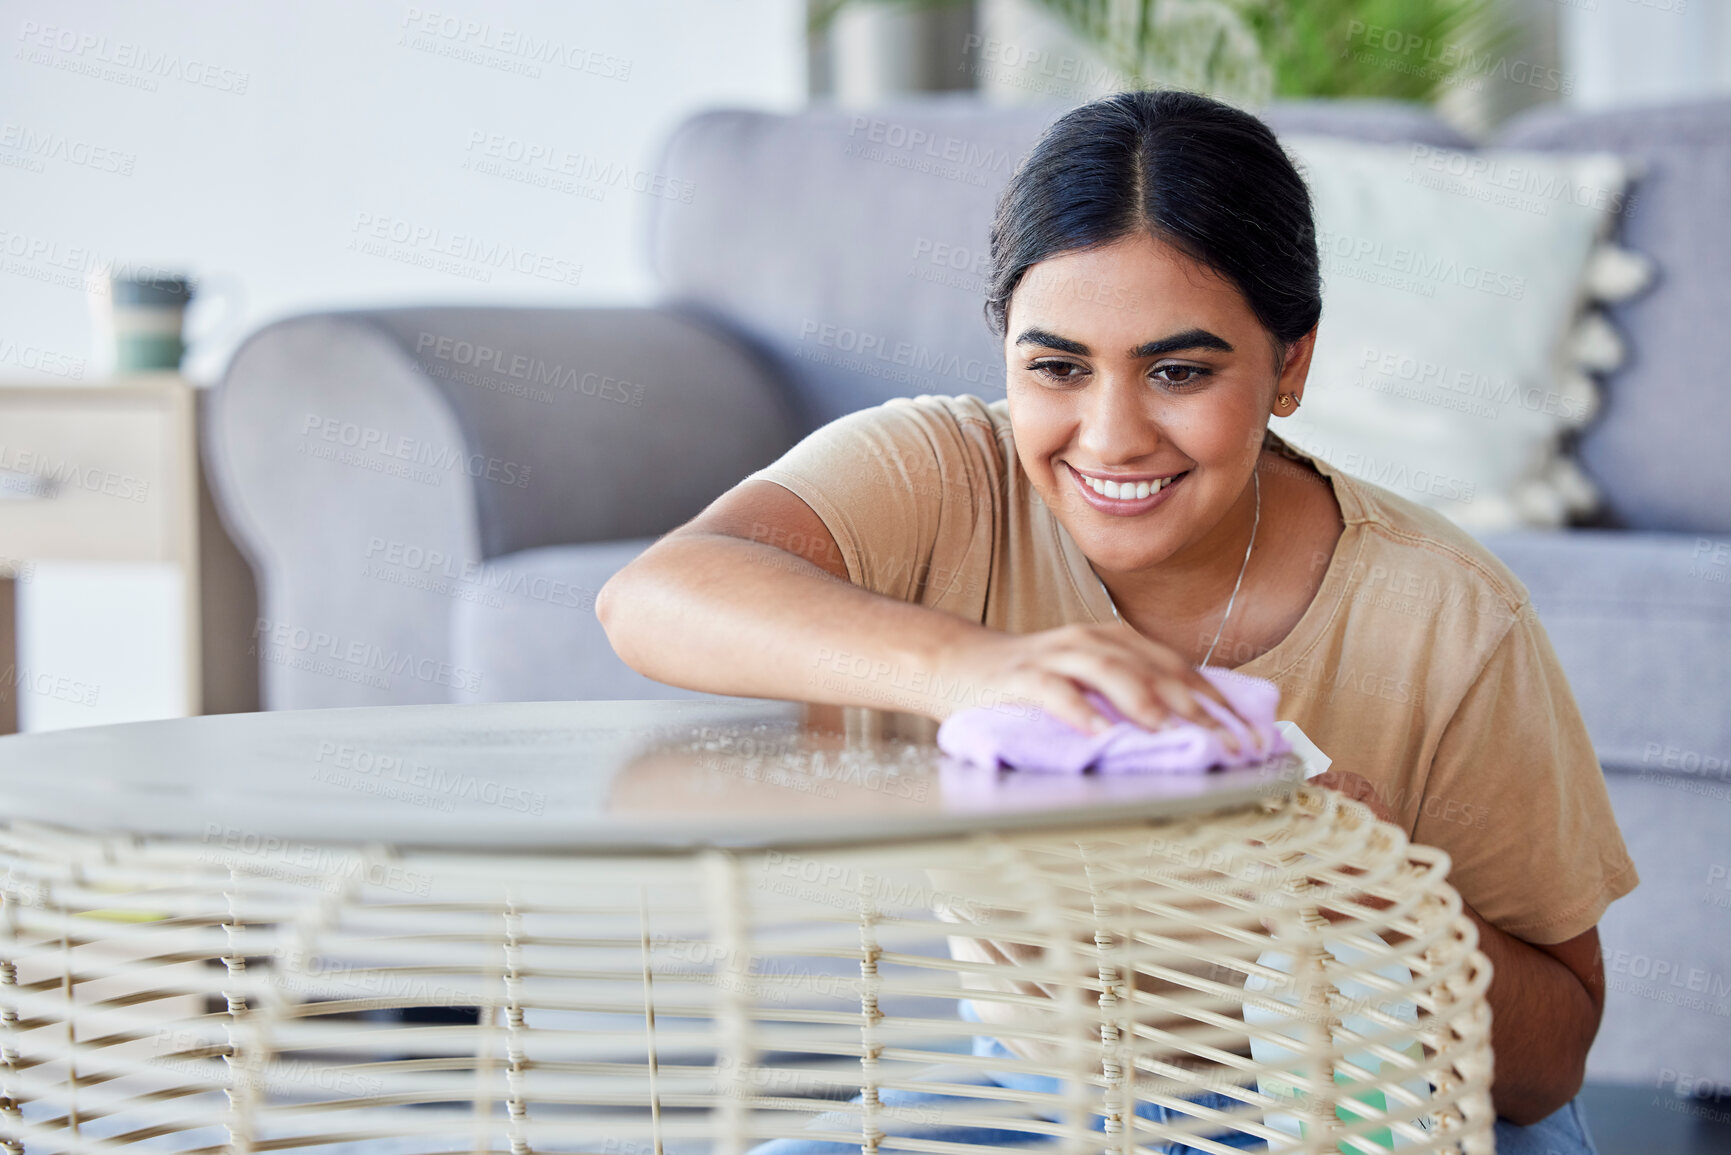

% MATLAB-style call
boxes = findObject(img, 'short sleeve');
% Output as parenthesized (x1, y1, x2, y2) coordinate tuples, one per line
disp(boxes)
(1417, 601, 1639, 944)
(739, 395, 993, 606)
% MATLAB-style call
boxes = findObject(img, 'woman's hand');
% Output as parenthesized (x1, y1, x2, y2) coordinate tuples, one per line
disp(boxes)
(934, 622, 1255, 751)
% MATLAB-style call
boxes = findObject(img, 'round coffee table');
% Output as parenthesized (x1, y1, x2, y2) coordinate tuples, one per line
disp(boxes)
(0, 699, 1493, 1153)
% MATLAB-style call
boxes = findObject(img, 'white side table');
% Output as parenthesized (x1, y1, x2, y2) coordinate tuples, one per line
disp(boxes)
(0, 374, 200, 734)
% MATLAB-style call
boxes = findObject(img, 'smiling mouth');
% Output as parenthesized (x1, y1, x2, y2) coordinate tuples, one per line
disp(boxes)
(1067, 462, 1188, 502)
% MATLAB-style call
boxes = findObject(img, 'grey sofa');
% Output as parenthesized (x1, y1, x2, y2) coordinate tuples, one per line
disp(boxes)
(206, 94, 1731, 1092)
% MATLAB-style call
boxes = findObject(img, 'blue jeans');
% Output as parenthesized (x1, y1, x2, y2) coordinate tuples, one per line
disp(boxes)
(747, 1004, 1602, 1154)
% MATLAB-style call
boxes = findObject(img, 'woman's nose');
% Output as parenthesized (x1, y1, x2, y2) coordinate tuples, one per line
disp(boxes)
(1076, 376, 1162, 463)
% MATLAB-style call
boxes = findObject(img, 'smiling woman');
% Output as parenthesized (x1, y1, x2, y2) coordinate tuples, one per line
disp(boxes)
(1001, 231, 1340, 679)
(595, 89, 1637, 1154)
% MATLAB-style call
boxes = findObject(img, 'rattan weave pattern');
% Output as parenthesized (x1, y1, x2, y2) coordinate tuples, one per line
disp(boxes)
(0, 785, 1494, 1154)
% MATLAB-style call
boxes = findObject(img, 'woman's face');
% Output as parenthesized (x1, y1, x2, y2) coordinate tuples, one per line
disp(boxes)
(1005, 230, 1312, 576)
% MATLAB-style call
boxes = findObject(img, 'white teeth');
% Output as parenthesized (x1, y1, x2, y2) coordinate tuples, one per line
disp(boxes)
(1080, 469, 1177, 500)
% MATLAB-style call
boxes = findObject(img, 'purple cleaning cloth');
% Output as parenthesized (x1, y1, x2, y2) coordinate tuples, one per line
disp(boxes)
(935, 666, 1292, 774)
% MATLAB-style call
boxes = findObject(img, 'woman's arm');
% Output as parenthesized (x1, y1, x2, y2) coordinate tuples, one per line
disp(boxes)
(596, 480, 997, 720)
(1313, 769, 1605, 1125)
(598, 479, 1250, 735)
(1462, 912, 1603, 1125)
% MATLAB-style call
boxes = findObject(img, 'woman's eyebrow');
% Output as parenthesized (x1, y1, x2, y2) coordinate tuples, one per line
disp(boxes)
(1014, 326, 1235, 357)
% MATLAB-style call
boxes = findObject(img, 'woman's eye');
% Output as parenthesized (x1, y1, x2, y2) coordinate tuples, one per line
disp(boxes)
(1027, 361, 1212, 387)
(1030, 360, 1083, 382)
(1154, 364, 1211, 387)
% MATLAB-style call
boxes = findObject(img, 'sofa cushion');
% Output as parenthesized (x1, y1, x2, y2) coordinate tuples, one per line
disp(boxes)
(1493, 98, 1731, 533)
(1276, 133, 1629, 531)
(1476, 528, 1731, 773)
(450, 539, 763, 706)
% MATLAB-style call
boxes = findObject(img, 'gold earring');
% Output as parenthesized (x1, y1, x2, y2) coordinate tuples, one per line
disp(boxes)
(1275, 392, 1297, 411)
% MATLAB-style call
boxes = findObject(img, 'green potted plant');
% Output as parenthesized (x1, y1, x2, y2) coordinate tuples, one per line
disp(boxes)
(809, 0, 1514, 109)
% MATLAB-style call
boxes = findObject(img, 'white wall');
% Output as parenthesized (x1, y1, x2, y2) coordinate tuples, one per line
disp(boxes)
(1561, 0, 1731, 110)
(1, 0, 805, 729)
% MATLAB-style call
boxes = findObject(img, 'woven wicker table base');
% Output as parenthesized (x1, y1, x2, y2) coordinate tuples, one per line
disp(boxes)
(1, 780, 1494, 1154)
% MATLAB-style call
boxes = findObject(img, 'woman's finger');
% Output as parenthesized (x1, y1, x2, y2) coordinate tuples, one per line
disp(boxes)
(1111, 630, 1259, 740)
(1037, 648, 1188, 734)
(1145, 652, 1257, 734)
(1120, 666, 1254, 756)
(1037, 650, 1249, 754)
(1147, 677, 1242, 754)
(1022, 669, 1121, 736)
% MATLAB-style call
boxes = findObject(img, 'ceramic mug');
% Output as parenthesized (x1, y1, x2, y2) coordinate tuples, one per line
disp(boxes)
(86, 270, 242, 375)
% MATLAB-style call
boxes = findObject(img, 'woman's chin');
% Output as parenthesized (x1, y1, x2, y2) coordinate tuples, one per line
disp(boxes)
(1074, 533, 1177, 575)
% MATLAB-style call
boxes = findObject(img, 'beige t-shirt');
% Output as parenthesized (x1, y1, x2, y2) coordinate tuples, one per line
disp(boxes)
(743, 391, 1637, 945)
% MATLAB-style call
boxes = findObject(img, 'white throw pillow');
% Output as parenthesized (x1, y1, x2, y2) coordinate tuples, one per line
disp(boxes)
(1274, 134, 1650, 533)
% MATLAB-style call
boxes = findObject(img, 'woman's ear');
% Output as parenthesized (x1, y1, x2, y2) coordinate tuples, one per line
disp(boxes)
(1278, 325, 1319, 405)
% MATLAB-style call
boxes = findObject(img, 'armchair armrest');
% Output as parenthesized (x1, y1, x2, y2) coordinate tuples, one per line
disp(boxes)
(205, 304, 799, 710)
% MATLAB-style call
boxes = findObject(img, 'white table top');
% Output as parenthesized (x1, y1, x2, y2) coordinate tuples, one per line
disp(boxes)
(0, 699, 1304, 851)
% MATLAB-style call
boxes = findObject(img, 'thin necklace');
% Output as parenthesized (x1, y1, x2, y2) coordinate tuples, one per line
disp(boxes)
(1095, 467, 1260, 668)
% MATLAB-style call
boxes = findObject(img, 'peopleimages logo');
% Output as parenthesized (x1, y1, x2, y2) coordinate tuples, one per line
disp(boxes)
(1641, 741, 1729, 781)
(14, 20, 251, 94)
(199, 824, 433, 896)
(313, 740, 546, 814)
(1355, 346, 1589, 423)
(461, 131, 691, 203)
(1346, 21, 1572, 95)
(413, 332, 643, 405)
(0, 442, 148, 501)
(397, 7, 631, 80)
(250, 617, 482, 694)
(0, 121, 135, 175)
(1407, 144, 1630, 213)
(1604, 948, 1731, 1015)
(1316, 228, 1526, 300)
(0, 337, 85, 379)
(348, 211, 583, 287)
(844, 115, 1015, 174)
(795, 319, 999, 389)
(299, 413, 532, 488)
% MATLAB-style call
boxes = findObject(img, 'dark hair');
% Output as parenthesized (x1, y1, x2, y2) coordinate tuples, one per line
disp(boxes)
(984, 89, 1321, 358)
